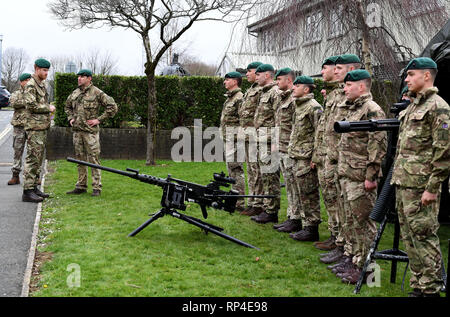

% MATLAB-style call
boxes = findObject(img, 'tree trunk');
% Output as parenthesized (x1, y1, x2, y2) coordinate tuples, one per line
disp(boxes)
(357, 0, 373, 75)
(145, 69, 157, 166)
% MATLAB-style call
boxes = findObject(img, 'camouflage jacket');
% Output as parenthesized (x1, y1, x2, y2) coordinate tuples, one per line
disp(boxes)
(220, 88, 243, 140)
(254, 83, 279, 143)
(337, 94, 387, 182)
(288, 93, 323, 161)
(312, 81, 340, 164)
(22, 75, 51, 131)
(391, 87, 450, 193)
(65, 84, 118, 134)
(9, 87, 27, 127)
(239, 83, 261, 128)
(274, 89, 295, 153)
(324, 84, 347, 163)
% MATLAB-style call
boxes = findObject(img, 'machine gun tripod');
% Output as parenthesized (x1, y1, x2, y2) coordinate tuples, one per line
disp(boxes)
(67, 158, 276, 250)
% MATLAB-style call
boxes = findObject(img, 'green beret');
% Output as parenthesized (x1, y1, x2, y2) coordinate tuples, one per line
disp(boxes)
(225, 71, 242, 79)
(322, 55, 340, 67)
(255, 64, 275, 73)
(247, 62, 263, 70)
(336, 54, 361, 65)
(344, 69, 371, 82)
(405, 57, 437, 71)
(34, 58, 51, 69)
(275, 67, 293, 79)
(293, 76, 314, 85)
(18, 73, 32, 82)
(401, 86, 409, 95)
(77, 69, 93, 77)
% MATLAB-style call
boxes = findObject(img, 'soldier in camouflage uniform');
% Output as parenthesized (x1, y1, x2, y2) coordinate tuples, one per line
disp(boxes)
(239, 62, 265, 216)
(330, 70, 386, 284)
(311, 56, 341, 251)
(391, 58, 450, 297)
(65, 69, 118, 197)
(22, 59, 56, 203)
(288, 76, 323, 241)
(320, 54, 363, 265)
(251, 64, 281, 224)
(272, 68, 302, 233)
(7, 73, 32, 186)
(220, 71, 246, 212)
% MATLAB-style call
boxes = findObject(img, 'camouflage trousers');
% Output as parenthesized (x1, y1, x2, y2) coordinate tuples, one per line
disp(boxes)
(279, 153, 301, 220)
(227, 162, 245, 209)
(73, 131, 102, 191)
(23, 130, 47, 190)
(338, 177, 377, 268)
(11, 126, 27, 174)
(318, 157, 340, 238)
(245, 140, 264, 209)
(396, 186, 443, 294)
(258, 142, 280, 214)
(294, 159, 321, 226)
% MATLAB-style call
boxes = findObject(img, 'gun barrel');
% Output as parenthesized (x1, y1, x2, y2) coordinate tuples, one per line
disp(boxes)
(334, 119, 400, 133)
(67, 157, 138, 178)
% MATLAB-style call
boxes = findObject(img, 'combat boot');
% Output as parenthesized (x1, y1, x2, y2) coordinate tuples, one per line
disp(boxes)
(7, 172, 20, 185)
(314, 235, 336, 251)
(66, 188, 87, 195)
(331, 256, 353, 274)
(251, 211, 278, 224)
(241, 207, 264, 217)
(289, 225, 319, 242)
(341, 266, 363, 285)
(34, 187, 50, 198)
(22, 190, 44, 203)
(320, 246, 344, 264)
(273, 218, 290, 229)
(92, 189, 101, 197)
(277, 219, 302, 233)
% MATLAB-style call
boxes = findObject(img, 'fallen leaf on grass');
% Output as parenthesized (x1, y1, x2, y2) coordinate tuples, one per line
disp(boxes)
(125, 282, 141, 289)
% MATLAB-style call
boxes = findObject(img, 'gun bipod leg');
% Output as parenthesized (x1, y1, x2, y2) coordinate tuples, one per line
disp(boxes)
(128, 208, 166, 237)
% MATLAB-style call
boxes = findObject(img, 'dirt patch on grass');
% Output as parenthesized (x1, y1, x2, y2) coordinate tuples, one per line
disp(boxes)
(29, 251, 53, 294)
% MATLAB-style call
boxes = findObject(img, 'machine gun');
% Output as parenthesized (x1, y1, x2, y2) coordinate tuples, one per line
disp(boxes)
(334, 98, 447, 294)
(67, 158, 275, 250)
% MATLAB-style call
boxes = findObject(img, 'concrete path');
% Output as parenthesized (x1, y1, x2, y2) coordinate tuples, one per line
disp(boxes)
(0, 109, 38, 297)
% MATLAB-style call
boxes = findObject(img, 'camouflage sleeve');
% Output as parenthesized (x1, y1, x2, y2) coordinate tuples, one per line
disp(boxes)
(366, 106, 387, 181)
(97, 92, 118, 122)
(23, 84, 50, 114)
(425, 104, 450, 193)
(65, 94, 74, 122)
(9, 91, 24, 109)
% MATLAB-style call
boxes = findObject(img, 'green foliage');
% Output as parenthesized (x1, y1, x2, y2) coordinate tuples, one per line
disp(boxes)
(54, 73, 398, 129)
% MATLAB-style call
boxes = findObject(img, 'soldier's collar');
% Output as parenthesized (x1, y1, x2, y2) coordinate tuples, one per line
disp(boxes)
(31, 74, 44, 87)
(261, 82, 277, 92)
(346, 93, 372, 109)
(295, 93, 314, 104)
(414, 87, 439, 104)
(324, 81, 340, 90)
(79, 83, 93, 93)
(279, 88, 292, 100)
(225, 88, 241, 97)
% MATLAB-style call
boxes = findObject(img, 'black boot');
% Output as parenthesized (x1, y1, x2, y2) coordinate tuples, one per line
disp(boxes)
(22, 190, 44, 203)
(251, 211, 278, 224)
(289, 225, 319, 241)
(34, 187, 50, 198)
(277, 219, 302, 233)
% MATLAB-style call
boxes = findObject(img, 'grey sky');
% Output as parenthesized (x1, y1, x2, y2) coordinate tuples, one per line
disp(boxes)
(0, 0, 234, 76)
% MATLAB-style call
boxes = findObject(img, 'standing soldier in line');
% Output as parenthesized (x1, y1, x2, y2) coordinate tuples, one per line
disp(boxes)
(331, 70, 386, 284)
(272, 68, 302, 233)
(65, 69, 118, 197)
(288, 76, 323, 241)
(391, 57, 450, 297)
(7, 73, 32, 186)
(240, 62, 265, 216)
(311, 56, 341, 251)
(251, 64, 281, 224)
(220, 71, 246, 212)
(22, 59, 55, 203)
(320, 54, 362, 265)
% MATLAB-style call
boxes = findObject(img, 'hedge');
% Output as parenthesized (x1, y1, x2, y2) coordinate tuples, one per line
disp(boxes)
(53, 73, 398, 129)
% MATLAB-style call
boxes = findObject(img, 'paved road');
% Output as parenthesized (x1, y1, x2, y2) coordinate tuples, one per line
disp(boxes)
(0, 109, 37, 297)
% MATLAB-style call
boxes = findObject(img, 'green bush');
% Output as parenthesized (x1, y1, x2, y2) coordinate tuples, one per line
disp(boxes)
(54, 73, 398, 129)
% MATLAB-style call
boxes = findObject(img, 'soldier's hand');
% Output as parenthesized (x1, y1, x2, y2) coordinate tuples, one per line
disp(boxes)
(321, 89, 327, 99)
(69, 119, 75, 127)
(364, 180, 377, 192)
(310, 162, 316, 170)
(421, 191, 437, 206)
(49, 105, 56, 113)
(87, 119, 101, 127)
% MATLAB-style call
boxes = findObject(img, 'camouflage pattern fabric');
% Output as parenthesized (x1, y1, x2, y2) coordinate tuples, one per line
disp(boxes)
(239, 83, 261, 129)
(396, 186, 443, 294)
(274, 89, 295, 154)
(245, 140, 264, 208)
(23, 130, 47, 190)
(22, 75, 51, 131)
(11, 127, 27, 174)
(295, 159, 321, 226)
(280, 152, 301, 220)
(73, 131, 102, 191)
(259, 142, 281, 214)
(65, 84, 118, 134)
(9, 87, 28, 127)
(337, 93, 387, 267)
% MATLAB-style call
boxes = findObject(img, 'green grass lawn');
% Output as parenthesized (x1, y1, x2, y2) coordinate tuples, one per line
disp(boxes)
(32, 160, 450, 297)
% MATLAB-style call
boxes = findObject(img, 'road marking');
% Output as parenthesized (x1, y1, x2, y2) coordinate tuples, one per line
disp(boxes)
(0, 163, 13, 166)
(0, 125, 12, 145)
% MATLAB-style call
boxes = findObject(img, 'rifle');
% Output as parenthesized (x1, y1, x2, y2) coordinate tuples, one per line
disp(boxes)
(67, 158, 274, 250)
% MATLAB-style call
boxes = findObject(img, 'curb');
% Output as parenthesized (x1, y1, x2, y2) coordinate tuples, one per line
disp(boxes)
(20, 159, 48, 297)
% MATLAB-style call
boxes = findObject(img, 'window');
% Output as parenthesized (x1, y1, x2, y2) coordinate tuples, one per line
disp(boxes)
(329, 6, 344, 38)
(304, 11, 323, 44)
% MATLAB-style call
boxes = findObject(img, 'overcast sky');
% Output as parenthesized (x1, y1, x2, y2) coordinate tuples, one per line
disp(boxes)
(0, 0, 235, 76)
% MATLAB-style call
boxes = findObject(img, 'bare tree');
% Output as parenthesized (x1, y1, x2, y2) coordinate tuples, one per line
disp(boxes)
(83, 48, 119, 75)
(1, 47, 30, 92)
(49, 0, 265, 165)
(179, 54, 217, 76)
